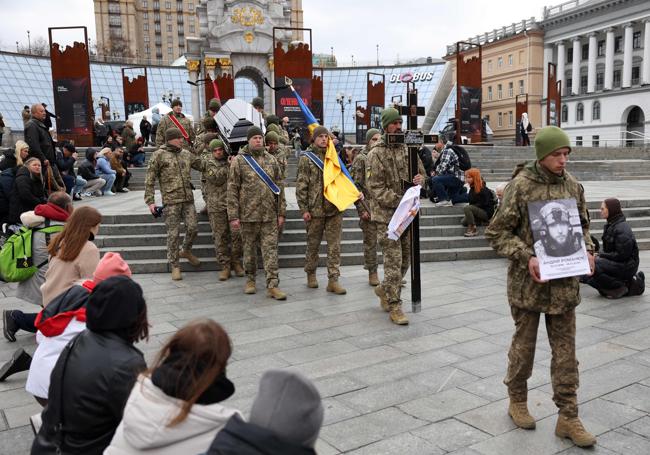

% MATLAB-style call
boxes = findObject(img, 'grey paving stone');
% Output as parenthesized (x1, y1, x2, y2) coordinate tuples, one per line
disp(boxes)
(0, 425, 34, 455)
(538, 341, 637, 372)
(398, 387, 489, 423)
(467, 316, 515, 335)
(337, 377, 436, 414)
(453, 352, 509, 378)
(227, 353, 290, 379)
(597, 428, 650, 455)
(602, 383, 650, 413)
(595, 308, 650, 334)
(321, 397, 362, 425)
(320, 407, 428, 452)
(625, 416, 650, 439)
(430, 309, 504, 330)
(441, 327, 487, 343)
(609, 327, 650, 351)
(276, 339, 359, 365)
(0, 411, 6, 431)
(408, 365, 480, 393)
(558, 445, 619, 454)
(390, 332, 457, 354)
(314, 438, 341, 455)
(578, 398, 646, 436)
(4, 401, 41, 429)
(412, 418, 492, 451)
(229, 324, 302, 345)
(312, 375, 367, 398)
(573, 326, 623, 349)
(446, 338, 505, 359)
(345, 432, 444, 455)
(345, 321, 446, 350)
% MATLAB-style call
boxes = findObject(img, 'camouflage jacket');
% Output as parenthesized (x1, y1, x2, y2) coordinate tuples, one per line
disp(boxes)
(155, 113, 196, 149)
(227, 145, 286, 222)
(121, 126, 136, 150)
(202, 156, 229, 213)
(144, 143, 205, 206)
(366, 138, 426, 224)
(351, 145, 372, 216)
(267, 145, 288, 184)
(296, 146, 339, 218)
(485, 160, 594, 314)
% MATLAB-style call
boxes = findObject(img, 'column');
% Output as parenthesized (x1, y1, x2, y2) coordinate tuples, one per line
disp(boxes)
(557, 41, 566, 95)
(622, 22, 634, 88)
(571, 36, 581, 95)
(604, 27, 615, 90)
(186, 59, 201, 122)
(543, 45, 553, 96)
(587, 33, 598, 92)
(643, 19, 650, 84)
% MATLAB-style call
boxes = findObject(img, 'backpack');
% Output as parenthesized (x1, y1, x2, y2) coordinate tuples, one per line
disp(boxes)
(451, 145, 472, 171)
(0, 221, 64, 282)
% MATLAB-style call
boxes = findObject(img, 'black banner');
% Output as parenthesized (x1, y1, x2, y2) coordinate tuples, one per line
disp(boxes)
(53, 77, 91, 135)
(275, 77, 314, 136)
(459, 85, 481, 138)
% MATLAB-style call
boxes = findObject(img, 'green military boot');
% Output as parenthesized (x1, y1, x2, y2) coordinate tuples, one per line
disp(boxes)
(244, 280, 256, 294)
(218, 266, 231, 281)
(307, 272, 319, 288)
(508, 401, 536, 429)
(179, 250, 201, 267)
(389, 304, 409, 325)
(374, 285, 390, 312)
(368, 271, 380, 287)
(232, 262, 245, 277)
(326, 280, 346, 295)
(171, 266, 182, 281)
(555, 415, 596, 447)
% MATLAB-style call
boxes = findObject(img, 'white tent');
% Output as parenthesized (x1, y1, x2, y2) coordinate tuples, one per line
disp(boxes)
(127, 102, 194, 138)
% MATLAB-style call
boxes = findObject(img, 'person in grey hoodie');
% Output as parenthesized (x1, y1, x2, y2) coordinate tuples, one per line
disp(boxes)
(206, 369, 324, 455)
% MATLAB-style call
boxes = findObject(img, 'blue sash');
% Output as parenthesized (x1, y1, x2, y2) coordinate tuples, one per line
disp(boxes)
(241, 154, 280, 195)
(302, 151, 324, 171)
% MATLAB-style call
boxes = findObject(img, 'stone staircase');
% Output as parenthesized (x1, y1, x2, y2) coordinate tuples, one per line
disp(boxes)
(95, 200, 650, 274)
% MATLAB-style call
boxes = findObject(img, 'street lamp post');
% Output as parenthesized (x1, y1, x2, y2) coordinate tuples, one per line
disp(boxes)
(336, 92, 352, 144)
(15, 41, 19, 52)
(27, 30, 31, 54)
(161, 90, 177, 106)
(376, 44, 379, 66)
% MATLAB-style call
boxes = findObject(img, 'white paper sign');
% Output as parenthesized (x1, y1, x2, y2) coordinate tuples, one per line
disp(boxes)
(528, 198, 590, 281)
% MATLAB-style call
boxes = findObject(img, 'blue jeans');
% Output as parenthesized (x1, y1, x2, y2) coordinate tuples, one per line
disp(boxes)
(132, 153, 146, 166)
(74, 176, 87, 194)
(430, 174, 465, 203)
(61, 174, 75, 194)
(97, 173, 116, 194)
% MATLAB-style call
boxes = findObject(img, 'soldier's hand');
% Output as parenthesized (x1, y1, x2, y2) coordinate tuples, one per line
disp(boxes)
(528, 256, 548, 283)
(148, 204, 157, 215)
(357, 192, 365, 201)
(587, 253, 595, 275)
(278, 216, 285, 229)
(413, 174, 424, 186)
(230, 219, 241, 231)
(302, 212, 312, 222)
(360, 211, 370, 221)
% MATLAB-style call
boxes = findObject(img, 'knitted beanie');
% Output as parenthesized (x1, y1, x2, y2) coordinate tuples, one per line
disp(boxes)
(266, 115, 280, 126)
(252, 97, 264, 109)
(366, 128, 380, 144)
(93, 252, 132, 284)
(165, 127, 183, 141)
(265, 131, 279, 144)
(208, 98, 221, 111)
(534, 126, 571, 160)
(247, 126, 264, 141)
(311, 126, 329, 141)
(267, 123, 282, 135)
(209, 139, 225, 150)
(381, 107, 401, 130)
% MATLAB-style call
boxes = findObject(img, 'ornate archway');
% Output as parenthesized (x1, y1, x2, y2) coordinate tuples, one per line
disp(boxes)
(234, 66, 265, 102)
(623, 106, 645, 147)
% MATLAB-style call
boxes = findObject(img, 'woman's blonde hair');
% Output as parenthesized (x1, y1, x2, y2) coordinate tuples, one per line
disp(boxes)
(14, 140, 29, 167)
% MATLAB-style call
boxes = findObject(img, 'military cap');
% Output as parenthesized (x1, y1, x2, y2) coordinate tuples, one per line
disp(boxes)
(535, 126, 571, 160)
(208, 98, 221, 111)
(247, 126, 264, 140)
(165, 127, 183, 141)
(381, 107, 401, 130)
(265, 131, 280, 144)
(209, 138, 225, 150)
(312, 126, 329, 141)
(266, 115, 280, 126)
(366, 128, 380, 144)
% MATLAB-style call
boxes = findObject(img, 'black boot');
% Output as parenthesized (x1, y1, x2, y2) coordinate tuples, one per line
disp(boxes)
(603, 286, 629, 299)
(0, 348, 32, 381)
(2, 310, 18, 342)
(627, 271, 645, 296)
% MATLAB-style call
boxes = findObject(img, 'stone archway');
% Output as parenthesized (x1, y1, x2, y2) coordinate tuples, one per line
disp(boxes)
(234, 66, 265, 103)
(623, 106, 645, 147)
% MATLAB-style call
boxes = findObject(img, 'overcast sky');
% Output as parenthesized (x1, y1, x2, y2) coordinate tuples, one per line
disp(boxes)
(0, 0, 553, 63)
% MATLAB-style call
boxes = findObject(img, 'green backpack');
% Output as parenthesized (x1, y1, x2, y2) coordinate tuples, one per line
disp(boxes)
(0, 222, 64, 282)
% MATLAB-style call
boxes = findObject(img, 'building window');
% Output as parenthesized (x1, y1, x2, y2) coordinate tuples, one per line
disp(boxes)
(497, 57, 503, 68)
(166, 13, 172, 21)
(508, 111, 513, 126)
(167, 34, 173, 43)
(632, 66, 640, 85)
(508, 54, 513, 66)
(154, 12, 160, 21)
(615, 36, 622, 52)
(487, 86, 493, 101)
(108, 3, 120, 14)
(508, 82, 513, 97)
(592, 135, 599, 147)
(165, 1, 171, 9)
(487, 60, 492, 72)
(110, 28, 122, 38)
(497, 84, 502, 99)
(167, 24, 172, 32)
(154, 22, 160, 32)
(144, 44, 150, 53)
(581, 44, 589, 60)
(143, 12, 148, 19)
(580, 75, 587, 94)
(597, 40, 605, 56)
(144, 35, 150, 42)
(153, 1, 160, 9)
(613, 70, 621, 88)
(144, 23, 149, 31)
(576, 136, 583, 146)
(567, 48, 573, 63)
(566, 78, 572, 93)
(592, 101, 600, 120)
(576, 103, 584, 121)
(633, 31, 641, 49)
(189, 24, 195, 34)
(178, 44, 184, 53)
(142, 0, 148, 7)
(596, 72, 604, 90)
(178, 24, 184, 34)
(561, 105, 568, 123)
(187, 2, 194, 11)
(109, 15, 122, 26)
(498, 112, 503, 127)
(519, 80, 524, 95)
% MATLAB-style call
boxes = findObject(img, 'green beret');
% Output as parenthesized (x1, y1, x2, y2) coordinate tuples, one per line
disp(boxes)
(266, 115, 280, 126)
(534, 126, 571, 160)
(366, 128, 380, 144)
(247, 126, 264, 141)
(165, 127, 183, 141)
(209, 139, 224, 150)
(381, 107, 401, 130)
(265, 131, 279, 143)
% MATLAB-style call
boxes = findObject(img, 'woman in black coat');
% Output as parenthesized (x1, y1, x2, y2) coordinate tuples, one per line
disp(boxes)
(31, 276, 149, 455)
(461, 168, 496, 237)
(8, 157, 46, 224)
(585, 198, 644, 299)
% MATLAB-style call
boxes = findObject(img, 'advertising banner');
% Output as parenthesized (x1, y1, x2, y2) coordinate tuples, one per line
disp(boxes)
(275, 77, 312, 131)
(459, 85, 482, 138)
(53, 77, 90, 134)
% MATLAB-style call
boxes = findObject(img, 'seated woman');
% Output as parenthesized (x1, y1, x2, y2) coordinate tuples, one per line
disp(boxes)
(32, 276, 149, 454)
(461, 168, 496, 237)
(8, 157, 46, 224)
(105, 319, 241, 454)
(585, 198, 644, 299)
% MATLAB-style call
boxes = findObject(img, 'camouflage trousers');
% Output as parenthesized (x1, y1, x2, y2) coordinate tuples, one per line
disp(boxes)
(505, 307, 579, 417)
(304, 213, 343, 280)
(208, 209, 242, 267)
(376, 222, 410, 305)
(241, 221, 279, 288)
(359, 218, 378, 273)
(164, 202, 198, 267)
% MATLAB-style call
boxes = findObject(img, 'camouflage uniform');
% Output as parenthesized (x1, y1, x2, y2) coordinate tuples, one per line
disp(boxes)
(352, 145, 378, 274)
(144, 143, 206, 267)
(366, 138, 426, 308)
(203, 156, 242, 269)
(155, 112, 196, 149)
(228, 145, 286, 288)
(296, 145, 343, 280)
(267, 145, 288, 184)
(485, 160, 594, 417)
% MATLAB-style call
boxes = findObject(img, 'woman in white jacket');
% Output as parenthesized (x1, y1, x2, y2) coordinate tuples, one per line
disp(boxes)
(105, 319, 242, 455)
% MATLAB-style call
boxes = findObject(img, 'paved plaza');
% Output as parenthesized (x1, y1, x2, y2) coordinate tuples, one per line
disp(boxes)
(0, 181, 649, 454)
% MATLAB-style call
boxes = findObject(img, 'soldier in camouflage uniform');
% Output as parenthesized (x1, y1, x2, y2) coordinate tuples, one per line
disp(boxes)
(155, 99, 196, 149)
(266, 115, 290, 144)
(265, 131, 287, 183)
(195, 116, 220, 214)
(228, 126, 287, 300)
(203, 138, 244, 281)
(195, 98, 221, 136)
(352, 127, 381, 286)
(485, 126, 597, 447)
(296, 126, 347, 295)
(366, 108, 426, 325)
(145, 128, 205, 281)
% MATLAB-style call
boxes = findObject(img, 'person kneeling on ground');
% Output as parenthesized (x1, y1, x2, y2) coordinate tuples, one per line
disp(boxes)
(207, 369, 324, 455)
(77, 148, 107, 197)
(110, 147, 131, 193)
(105, 319, 242, 454)
(583, 197, 645, 299)
(32, 275, 149, 455)
(461, 168, 496, 237)
(96, 148, 117, 196)
(429, 139, 466, 207)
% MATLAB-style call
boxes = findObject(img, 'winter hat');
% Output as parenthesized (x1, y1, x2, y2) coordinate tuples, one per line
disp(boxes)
(534, 126, 571, 161)
(252, 97, 264, 109)
(604, 198, 623, 220)
(209, 138, 225, 150)
(249, 369, 324, 448)
(165, 127, 183, 141)
(208, 98, 221, 111)
(366, 128, 380, 144)
(265, 131, 279, 144)
(266, 123, 282, 135)
(202, 115, 217, 131)
(171, 99, 183, 108)
(86, 276, 146, 333)
(381, 107, 401, 130)
(266, 114, 280, 126)
(93, 252, 132, 284)
(311, 126, 329, 141)
(247, 126, 264, 141)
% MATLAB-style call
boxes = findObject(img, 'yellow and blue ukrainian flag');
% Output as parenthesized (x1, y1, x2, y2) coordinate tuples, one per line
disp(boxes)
(289, 85, 360, 211)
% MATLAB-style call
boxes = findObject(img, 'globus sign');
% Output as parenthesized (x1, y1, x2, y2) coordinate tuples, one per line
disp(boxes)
(389, 71, 434, 83)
